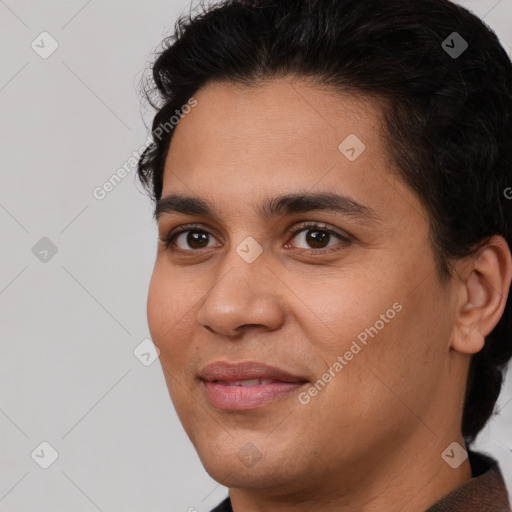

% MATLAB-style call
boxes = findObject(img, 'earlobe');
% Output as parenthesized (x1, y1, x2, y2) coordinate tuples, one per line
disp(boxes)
(452, 322, 485, 355)
(450, 236, 512, 355)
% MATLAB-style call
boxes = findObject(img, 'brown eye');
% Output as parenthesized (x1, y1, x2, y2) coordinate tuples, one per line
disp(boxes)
(303, 229, 330, 249)
(160, 224, 220, 251)
(167, 230, 216, 250)
(183, 231, 210, 249)
(287, 222, 351, 253)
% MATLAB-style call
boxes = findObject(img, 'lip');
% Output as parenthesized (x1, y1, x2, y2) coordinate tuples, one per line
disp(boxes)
(199, 361, 309, 411)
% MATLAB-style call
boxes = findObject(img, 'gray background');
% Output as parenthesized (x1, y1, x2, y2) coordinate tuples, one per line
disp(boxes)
(0, 0, 511, 510)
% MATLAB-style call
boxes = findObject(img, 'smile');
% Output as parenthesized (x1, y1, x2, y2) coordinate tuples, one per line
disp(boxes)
(199, 361, 309, 411)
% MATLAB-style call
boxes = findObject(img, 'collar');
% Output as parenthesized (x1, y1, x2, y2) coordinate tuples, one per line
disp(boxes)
(425, 449, 511, 511)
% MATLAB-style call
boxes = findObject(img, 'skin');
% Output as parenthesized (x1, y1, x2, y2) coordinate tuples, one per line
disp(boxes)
(147, 78, 512, 512)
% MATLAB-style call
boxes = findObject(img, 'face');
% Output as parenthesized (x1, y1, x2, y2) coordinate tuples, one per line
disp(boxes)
(147, 78, 461, 494)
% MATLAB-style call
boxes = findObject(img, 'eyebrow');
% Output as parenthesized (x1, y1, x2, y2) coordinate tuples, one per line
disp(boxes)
(154, 192, 381, 225)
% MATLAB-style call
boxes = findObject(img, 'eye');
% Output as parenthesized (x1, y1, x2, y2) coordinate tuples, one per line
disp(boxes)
(160, 223, 220, 252)
(285, 221, 351, 253)
(159, 221, 351, 255)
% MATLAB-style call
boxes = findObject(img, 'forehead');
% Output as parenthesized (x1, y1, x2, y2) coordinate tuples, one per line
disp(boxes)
(168, 78, 384, 155)
(160, 78, 422, 225)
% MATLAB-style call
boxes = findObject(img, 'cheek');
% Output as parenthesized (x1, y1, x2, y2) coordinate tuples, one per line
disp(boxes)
(298, 261, 448, 411)
(147, 269, 200, 412)
(304, 304, 444, 452)
(288, 263, 400, 354)
(146, 267, 170, 343)
(356, 282, 451, 414)
(146, 265, 192, 358)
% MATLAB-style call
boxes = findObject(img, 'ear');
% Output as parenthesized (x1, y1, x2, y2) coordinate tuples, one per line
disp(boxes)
(450, 236, 512, 355)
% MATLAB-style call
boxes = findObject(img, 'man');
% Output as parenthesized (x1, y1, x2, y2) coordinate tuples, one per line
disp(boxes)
(137, 0, 512, 509)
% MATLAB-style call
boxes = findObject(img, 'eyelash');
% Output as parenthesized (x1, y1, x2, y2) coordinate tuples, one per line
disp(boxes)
(160, 221, 352, 255)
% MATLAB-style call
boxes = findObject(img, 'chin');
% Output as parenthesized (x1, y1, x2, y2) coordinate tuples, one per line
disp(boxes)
(202, 456, 292, 490)
(191, 431, 304, 489)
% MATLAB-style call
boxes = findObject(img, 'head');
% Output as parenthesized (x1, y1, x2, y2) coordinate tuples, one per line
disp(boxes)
(138, 0, 512, 500)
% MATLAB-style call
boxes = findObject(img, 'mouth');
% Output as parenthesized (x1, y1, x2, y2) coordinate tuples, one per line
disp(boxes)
(199, 361, 309, 411)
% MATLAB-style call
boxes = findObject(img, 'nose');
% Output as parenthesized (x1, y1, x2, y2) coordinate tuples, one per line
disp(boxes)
(196, 247, 285, 338)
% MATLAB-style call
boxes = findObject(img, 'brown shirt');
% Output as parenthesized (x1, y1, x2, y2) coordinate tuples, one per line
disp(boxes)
(210, 450, 511, 511)
(426, 449, 511, 511)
